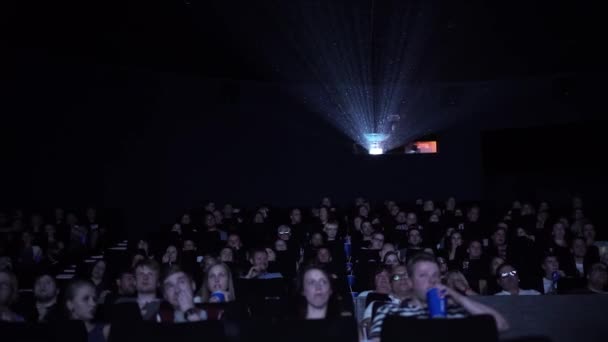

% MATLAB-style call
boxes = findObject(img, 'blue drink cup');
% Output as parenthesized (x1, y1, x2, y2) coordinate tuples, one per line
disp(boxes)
(347, 274, 355, 288)
(426, 288, 446, 318)
(211, 291, 226, 302)
(344, 242, 351, 258)
(551, 271, 560, 293)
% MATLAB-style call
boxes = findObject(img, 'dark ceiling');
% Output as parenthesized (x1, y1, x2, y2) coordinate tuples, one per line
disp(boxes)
(6, 0, 605, 82)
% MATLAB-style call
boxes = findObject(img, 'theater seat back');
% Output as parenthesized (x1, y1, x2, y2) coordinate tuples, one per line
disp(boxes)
(381, 314, 498, 342)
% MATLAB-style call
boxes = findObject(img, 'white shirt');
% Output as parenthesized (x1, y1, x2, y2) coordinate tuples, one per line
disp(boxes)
(257, 272, 283, 279)
(362, 294, 401, 321)
(575, 262, 584, 275)
(495, 289, 541, 296)
(543, 278, 553, 294)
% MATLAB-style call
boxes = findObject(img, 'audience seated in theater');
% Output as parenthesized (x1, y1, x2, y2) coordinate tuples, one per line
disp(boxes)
(196, 262, 235, 303)
(368, 253, 509, 341)
(360, 264, 412, 334)
(0, 195, 606, 340)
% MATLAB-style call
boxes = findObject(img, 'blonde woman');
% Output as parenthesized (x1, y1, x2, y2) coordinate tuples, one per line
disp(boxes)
(445, 270, 478, 296)
(196, 262, 236, 304)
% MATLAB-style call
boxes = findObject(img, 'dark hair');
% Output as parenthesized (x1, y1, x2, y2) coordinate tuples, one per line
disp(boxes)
(115, 267, 134, 280)
(294, 265, 342, 319)
(572, 236, 586, 245)
(64, 278, 95, 302)
(89, 259, 107, 278)
(382, 251, 400, 264)
(160, 264, 191, 284)
(34, 270, 56, 284)
(360, 220, 373, 228)
(493, 226, 506, 234)
(407, 227, 421, 236)
(325, 220, 339, 228)
(369, 265, 392, 288)
(309, 231, 326, 244)
(375, 265, 392, 276)
(406, 252, 437, 277)
(542, 253, 558, 263)
(248, 248, 267, 261)
(315, 246, 332, 263)
(589, 262, 607, 275)
(134, 258, 160, 274)
(468, 239, 482, 248)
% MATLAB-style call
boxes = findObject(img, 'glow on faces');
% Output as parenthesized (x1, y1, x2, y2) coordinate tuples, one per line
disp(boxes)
(302, 269, 332, 310)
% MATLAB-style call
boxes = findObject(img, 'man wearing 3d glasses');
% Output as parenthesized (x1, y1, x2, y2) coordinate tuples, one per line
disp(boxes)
(494, 263, 541, 296)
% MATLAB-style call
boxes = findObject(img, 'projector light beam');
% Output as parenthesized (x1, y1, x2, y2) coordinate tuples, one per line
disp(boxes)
(268, 0, 449, 153)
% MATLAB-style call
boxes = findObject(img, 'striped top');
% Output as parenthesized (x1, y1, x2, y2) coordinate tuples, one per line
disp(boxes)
(369, 300, 468, 339)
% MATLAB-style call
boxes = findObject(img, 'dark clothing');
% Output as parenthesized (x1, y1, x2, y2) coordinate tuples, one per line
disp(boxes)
(198, 230, 223, 255)
(87, 323, 106, 342)
(275, 251, 297, 279)
(356, 248, 381, 264)
(444, 247, 467, 271)
(20, 302, 63, 323)
(547, 242, 573, 273)
(326, 239, 347, 265)
(197, 301, 250, 320)
(461, 257, 489, 293)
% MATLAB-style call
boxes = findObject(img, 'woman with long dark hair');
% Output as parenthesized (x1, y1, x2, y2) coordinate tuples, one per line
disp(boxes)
(295, 265, 348, 319)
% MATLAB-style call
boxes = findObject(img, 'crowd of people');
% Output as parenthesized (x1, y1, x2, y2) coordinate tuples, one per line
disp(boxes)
(0, 196, 606, 341)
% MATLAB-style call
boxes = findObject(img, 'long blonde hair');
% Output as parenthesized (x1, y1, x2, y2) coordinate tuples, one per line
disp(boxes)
(197, 262, 236, 303)
(445, 270, 471, 289)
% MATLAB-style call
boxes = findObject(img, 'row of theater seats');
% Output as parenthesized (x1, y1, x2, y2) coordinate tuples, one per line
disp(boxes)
(2, 315, 554, 342)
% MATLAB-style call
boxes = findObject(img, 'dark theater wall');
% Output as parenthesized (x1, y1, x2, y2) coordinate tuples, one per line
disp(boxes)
(99, 71, 482, 234)
(4, 51, 605, 237)
(2, 58, 482, 235)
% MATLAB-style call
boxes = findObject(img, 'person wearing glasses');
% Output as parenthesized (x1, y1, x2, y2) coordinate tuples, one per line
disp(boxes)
(360, 264, 412, 336)
(369, 253, 509, 341)
(494, 263, 541, 296)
